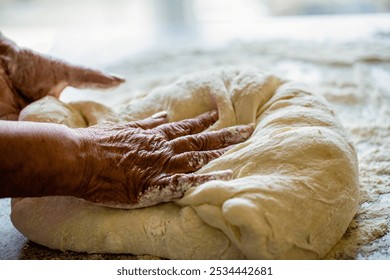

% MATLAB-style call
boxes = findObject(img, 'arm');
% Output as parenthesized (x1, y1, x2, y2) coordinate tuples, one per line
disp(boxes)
(0, 112, 253, 208)
(0, 120, 85, 198)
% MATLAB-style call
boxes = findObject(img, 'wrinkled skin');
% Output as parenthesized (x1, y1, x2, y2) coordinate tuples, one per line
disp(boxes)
(0, 33, 124, 120)
(79, 111, 252, 208)
(0, 33, 253, 208)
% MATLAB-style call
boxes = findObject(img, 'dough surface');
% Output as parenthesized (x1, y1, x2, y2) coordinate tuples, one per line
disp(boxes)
(11, 68, 359, 259)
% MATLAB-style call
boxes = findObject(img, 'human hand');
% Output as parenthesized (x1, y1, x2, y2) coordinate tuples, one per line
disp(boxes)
(0, 33, 124, 120)
(77, 111, 253, 209)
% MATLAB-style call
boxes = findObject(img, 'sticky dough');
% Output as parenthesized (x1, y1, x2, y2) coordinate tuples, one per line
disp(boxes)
(11, 68, 359, 259)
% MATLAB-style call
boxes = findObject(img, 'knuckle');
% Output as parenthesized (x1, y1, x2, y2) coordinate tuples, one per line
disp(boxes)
(188, 155, 203, 170)
(219, 130, 231, 144)
(176, 122, 191, 135)
(166, 153, 186, 171)
(189, 135, 206, 150)
(187, 151, 218, 170)
(220, 129, 238, 144)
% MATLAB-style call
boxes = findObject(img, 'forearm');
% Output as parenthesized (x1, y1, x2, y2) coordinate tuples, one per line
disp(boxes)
(0, 121, 86, 198)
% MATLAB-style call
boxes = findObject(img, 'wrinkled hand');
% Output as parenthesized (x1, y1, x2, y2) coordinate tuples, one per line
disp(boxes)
(78, 111, 253, 208)
(0, 33, 124, 120)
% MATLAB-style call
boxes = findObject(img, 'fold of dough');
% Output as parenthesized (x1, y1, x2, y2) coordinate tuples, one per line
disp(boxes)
(11, 68, 359, 259)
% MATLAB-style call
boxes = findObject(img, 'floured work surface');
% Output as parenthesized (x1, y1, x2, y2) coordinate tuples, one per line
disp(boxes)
(10, 35, 390, 259)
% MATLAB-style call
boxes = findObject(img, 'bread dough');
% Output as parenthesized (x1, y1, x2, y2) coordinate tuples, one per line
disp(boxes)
(11, 68, 359, 259)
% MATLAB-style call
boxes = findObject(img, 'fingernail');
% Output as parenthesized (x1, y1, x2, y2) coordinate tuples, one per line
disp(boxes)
(151, 111, 168, 119)
(109, 73, 126, 83)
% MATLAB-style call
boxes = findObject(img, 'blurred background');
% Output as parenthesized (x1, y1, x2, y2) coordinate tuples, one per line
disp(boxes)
(1, 0, 389, 66)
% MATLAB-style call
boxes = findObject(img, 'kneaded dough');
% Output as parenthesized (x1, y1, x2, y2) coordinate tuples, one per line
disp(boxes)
(11, 68, 359, 259)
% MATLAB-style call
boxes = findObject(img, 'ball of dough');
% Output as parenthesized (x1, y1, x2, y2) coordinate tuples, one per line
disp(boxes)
(11, 68, 359, 259)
